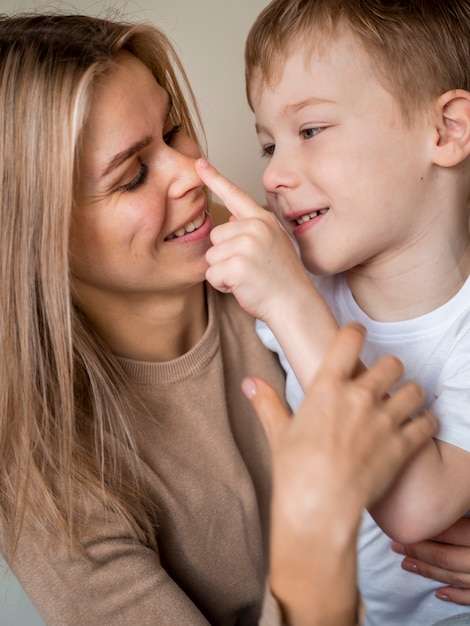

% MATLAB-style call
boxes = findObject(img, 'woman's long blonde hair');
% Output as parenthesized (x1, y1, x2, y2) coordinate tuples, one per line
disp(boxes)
(0, 13, 205, 558)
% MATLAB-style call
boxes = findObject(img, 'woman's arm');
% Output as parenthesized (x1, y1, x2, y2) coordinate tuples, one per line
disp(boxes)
(247, 324, 437, 626)
(9, 514, 211, 626)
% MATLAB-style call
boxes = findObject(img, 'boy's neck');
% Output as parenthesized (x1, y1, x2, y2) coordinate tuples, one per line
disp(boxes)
(345, 236, 470, 322)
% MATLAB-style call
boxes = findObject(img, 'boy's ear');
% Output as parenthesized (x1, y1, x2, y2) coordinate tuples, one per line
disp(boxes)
(433, 89, 470, 167)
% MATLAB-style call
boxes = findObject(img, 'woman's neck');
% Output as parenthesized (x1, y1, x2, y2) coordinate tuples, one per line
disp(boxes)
(76, 282, 208, 362)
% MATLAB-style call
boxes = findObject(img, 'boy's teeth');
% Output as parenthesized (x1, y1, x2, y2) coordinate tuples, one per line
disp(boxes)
(296, 209, 328, 225)
(168, 212, 205, 239)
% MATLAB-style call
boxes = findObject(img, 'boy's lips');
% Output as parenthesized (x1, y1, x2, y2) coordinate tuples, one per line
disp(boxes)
(165, 210, 207, 240)
(291, 208, 329, 225)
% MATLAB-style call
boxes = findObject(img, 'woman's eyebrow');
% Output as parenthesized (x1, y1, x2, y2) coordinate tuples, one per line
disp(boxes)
(100, 135, 154, 180)
(99, 94, 173, 180)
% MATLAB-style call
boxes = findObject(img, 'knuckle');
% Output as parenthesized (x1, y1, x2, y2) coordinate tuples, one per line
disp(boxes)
(350, 386, 375, 413)
(442, 570, 470, 588)
(401, 380, 425, 403)
(431, 549, 454, 571)
(442, 591, 470, 605)
(385, 354, 404, 373)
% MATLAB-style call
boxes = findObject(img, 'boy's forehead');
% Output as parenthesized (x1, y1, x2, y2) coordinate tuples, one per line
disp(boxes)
(249, 29, 375, 105)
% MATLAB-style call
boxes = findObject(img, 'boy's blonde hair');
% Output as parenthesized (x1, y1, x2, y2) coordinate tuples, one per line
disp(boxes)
(0, 13, 205, 559)
(245, 0, 470, 121)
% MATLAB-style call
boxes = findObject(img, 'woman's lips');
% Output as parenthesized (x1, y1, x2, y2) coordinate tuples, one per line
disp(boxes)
(165, 210, 207, 240)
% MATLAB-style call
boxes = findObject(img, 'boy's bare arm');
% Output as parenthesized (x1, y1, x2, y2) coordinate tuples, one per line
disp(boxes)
(370, 439, 470, 544)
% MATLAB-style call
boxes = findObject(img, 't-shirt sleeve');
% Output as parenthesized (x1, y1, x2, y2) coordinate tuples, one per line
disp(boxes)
(432, 338, 470, 452)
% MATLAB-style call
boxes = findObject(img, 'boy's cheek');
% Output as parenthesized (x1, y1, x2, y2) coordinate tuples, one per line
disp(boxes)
(265, 194, 279, 216)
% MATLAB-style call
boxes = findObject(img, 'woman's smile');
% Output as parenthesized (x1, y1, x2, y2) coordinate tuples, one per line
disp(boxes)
(165, 209, 212, 241)
(71, 52, 211, 299)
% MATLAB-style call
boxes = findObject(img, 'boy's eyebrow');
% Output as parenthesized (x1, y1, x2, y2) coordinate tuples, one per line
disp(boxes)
(255, 96, 334, 134)
(284, 96, 333, 114)
(99, 95, 173, 180)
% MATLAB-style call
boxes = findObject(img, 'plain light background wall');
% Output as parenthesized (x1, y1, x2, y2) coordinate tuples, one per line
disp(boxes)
(0, 1, 270, 623)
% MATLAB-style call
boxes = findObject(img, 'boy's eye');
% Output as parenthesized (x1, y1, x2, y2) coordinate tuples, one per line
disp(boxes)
(261, 144, 275, 158)
(301, 127, 324, 139)
(120, 162, 149, 192)
(163, 123, 182, 145)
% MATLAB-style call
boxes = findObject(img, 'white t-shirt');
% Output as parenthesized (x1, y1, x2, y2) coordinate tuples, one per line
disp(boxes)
(257, 273, 470, 626)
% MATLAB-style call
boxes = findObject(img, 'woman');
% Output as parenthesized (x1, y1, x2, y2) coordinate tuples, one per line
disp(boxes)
(0, 12, 459, 625)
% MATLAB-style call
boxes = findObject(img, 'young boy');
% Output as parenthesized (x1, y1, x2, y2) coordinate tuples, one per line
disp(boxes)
(196, 0, 470, 624)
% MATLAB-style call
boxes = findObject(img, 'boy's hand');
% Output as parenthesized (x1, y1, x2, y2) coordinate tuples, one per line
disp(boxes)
(195, 158, 313, 323)
(196, 158, 340, 390)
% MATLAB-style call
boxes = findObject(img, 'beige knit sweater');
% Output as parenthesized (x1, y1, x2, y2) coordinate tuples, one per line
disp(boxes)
(9, 287, 287, 625)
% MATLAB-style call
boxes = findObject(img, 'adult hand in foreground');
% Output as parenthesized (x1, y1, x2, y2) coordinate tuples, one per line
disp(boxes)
(243, 323, 437, 626)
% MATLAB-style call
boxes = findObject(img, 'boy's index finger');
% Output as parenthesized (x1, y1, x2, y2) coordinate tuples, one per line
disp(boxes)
(195, 158, 265, 221)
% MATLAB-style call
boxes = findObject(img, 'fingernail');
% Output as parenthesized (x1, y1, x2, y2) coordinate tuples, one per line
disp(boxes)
(391, 542, 405, 555)
(436, 591, 451, 602)
(197, 158, 209, 168)
(242, 377, 258, 399)
(401, 559, 418, 573)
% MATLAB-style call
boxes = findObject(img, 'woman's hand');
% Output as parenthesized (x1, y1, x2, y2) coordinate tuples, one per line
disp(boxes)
(243, 323, 437, 626)
(392, 518, 470, 605)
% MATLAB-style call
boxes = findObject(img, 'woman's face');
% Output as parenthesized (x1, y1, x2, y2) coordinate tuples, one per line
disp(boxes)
(70, 52, 212, 305)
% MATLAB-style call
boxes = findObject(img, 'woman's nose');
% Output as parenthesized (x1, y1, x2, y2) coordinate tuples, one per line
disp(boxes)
(165, 142, 204, 198)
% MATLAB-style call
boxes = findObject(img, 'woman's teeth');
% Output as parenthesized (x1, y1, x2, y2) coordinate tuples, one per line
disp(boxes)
(167, 211, 205, 239)
(296, 209, 328, 225)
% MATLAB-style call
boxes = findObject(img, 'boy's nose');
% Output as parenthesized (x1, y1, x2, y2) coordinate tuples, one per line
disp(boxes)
(262, 154, 299, 194)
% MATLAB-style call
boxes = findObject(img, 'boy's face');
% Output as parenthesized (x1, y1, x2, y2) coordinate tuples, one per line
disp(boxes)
(250, 31, 438, 277)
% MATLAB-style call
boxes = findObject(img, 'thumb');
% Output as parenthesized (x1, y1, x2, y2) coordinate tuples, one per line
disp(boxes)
(242, 377, 291, 453)
(195, 158, 266, 221)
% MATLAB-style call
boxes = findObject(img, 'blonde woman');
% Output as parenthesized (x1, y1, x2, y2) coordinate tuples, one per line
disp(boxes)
(0, 13, 439, 625)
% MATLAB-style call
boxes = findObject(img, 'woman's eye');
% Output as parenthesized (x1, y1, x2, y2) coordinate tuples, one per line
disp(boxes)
(120, 162, 149, 192)
(261, 144, 275, 158)
(163, 123, 182, 145)
(301, 127, 324, 139)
